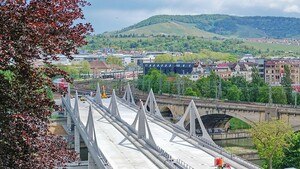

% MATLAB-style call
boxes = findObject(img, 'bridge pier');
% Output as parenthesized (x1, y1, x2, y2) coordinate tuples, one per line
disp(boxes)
(74, 91, 81, 154)
(88, 153, 97, 169)
(61, 87, 111, 168)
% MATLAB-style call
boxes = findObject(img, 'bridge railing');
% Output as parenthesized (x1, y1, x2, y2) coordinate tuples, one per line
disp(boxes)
(117, 96, 260, 169)
(135, 90, 300, 110)
(62, 97, 111, 169)
(95, 96, 195, 169)
(192, 134, 259, 169)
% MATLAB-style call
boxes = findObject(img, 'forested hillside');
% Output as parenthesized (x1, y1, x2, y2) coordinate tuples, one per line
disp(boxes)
(81, 35, 300, 57)
(116, 14, 300, 39)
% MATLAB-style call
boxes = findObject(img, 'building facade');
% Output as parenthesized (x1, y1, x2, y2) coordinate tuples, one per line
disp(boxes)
(265, 59, 300, 85)
(143, 63, 194, 75)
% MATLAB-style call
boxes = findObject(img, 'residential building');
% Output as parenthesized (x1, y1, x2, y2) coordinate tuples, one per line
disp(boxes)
(213, 63, 232, 80)
(255, 58, 265, 79)
(229, 62, 257, 81)
(90, 60, 123, 78)
(264, 59, 300, 85)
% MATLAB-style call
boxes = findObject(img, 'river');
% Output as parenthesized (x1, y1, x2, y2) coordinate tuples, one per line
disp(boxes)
(215, 138, 263, 166)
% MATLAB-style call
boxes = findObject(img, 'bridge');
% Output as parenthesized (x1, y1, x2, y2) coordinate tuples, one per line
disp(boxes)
(134, 91, 300, 132)
(59, 83, 260, 169)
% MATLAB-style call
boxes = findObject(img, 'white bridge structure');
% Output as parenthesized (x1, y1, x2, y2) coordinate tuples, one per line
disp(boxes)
(60, 83, 260, 169)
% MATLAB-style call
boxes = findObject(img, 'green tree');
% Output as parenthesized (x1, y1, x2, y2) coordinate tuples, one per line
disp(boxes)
(275, 132, 300, 169)
(281, 65, 293, 104)
(106, 56, 123, 66)
(250, 67, 266, 102)
(229, 76, 250, 101)
(226, 85, 242, 101)
(272, 86, 287, 104)
(196, 77, 211, 98)
(57, 64, 80, 79)
(154, 54, 176, 63)
(258, 86, 269, 103)
(79, 60, 91, 74)
(251, 120, 293, 169)
(208, 71, 218, 98)
(184, 87, 197, 96)
(0, 0, 91, 167)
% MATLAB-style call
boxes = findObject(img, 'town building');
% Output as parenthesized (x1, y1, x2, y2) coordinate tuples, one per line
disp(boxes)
(264, 59, 300, 85)
(90, 60, 122, 78)
(229, 62, 257, 81)
(143, 63, 194, 75)
(213, 63, 232, 80)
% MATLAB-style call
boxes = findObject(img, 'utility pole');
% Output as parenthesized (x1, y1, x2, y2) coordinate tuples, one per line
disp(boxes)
(142, 77, 145, 92)
(218, 77, 222, 99)
(294, 91, 298, 107)
(159, 67, 162, 95)
(177, 77, 181, 96)
(168, 81, 171, 96)
(148, 79, 151, 92)
(269, 85, 272, 105)
(182, 80, 185, 96)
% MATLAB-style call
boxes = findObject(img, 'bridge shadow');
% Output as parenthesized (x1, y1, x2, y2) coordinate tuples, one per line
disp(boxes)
(96, 116, 110, 124)
(118, 137, 139, 151)
(169, 136, 196, 149)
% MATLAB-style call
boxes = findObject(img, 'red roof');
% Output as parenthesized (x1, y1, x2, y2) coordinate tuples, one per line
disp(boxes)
(217, 63, 229, 68)
(90, 61, 110, 69)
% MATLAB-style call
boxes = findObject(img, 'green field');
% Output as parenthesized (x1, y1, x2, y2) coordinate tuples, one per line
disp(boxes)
(122, 22, 222, 38)
(245, 41, 300, 53)
(229, 118, 251, 130)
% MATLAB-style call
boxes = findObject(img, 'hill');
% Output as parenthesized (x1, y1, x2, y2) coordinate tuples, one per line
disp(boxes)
(119, 21, 222, 38)
(115, 14, 300, 39)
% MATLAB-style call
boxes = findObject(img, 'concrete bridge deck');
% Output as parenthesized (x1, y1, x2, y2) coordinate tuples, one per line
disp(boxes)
(63, 84, 260, 169)
(101, 98, 218, 169)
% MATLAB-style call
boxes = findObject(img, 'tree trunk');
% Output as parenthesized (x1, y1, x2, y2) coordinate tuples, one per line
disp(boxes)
(269, 158, 273, 169)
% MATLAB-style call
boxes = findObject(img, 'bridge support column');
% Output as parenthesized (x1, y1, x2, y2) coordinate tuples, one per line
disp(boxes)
(86, 105, 97, 168)
(123, 83, 136, 105)
(88, 153, 97, 169)
(65, 84, 72, 131)
(95, 83, 103, 105)
(176, 100, 214, 143)
(109, 89, 121, 119)
(131, 100, 156, 148)
(144, 89, 164, 119)
(74, 91, 80, 154)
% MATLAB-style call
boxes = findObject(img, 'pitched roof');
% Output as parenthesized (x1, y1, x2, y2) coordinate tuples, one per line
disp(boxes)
(90, 61, 110, 69)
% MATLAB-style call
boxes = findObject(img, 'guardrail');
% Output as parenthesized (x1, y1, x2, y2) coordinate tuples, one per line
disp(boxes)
(117, 97, 260, 169)
(85, 95, 194, 169)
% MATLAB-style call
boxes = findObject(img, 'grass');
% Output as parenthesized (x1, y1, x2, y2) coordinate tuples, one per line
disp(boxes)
(122, 22, 222, 38)
(245, 41, 300, 53)
(229, 118, 251, 130)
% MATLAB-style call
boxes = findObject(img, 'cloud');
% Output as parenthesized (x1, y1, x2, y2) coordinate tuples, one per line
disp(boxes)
(284, 5, 300, 13)
(83, 0, 300, 33)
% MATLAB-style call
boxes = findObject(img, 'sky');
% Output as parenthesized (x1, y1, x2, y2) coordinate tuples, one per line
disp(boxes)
(82, 0, 300, 34)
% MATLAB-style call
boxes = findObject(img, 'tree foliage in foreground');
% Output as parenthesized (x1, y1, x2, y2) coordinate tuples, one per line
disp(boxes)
(276, 132, 300, 169)
(0, 1, 92, 168)
(250, 120, 293, 169)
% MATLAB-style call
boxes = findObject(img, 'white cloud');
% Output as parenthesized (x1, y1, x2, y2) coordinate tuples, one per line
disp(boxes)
(284, 5, 300, 13)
